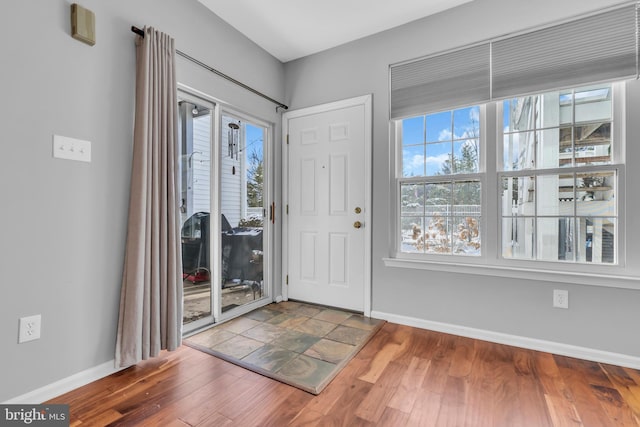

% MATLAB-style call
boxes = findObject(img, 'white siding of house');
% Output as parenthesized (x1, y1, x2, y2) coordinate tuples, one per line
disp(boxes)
(192, 115, 211, 215)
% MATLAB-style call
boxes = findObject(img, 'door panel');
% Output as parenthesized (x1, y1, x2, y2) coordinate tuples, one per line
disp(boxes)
(287, 102, 368, 311)
(329, 232, 348, 286)
(220, 114, 268, 314)
(330, 154, 348, 215)
(300, 232, 318, 282)
(300, 158, 317, 214)
(178, 95, 214, 333)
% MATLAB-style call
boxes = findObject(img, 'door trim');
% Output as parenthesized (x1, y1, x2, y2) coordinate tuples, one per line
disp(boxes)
(282, 94, 372, 316)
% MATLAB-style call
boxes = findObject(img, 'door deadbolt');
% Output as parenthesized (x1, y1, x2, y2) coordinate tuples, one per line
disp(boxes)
(354, 207, 362, 214)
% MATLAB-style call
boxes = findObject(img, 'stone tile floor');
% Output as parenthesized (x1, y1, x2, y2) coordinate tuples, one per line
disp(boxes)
(184, 300, 384, 394)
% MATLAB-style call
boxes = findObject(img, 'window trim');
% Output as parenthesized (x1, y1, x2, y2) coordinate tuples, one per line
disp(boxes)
(381, 256, 640, 290)
(395, 105, 487, 260)
(388, 82, 632, 288)
(496, 83, 625, 267)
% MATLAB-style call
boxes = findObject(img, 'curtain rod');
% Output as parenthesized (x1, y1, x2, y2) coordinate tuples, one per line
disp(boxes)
(131, 26, 288, 111)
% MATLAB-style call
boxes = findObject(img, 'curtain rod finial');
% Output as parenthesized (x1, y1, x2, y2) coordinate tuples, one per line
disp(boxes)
(131, 26, 145, 37)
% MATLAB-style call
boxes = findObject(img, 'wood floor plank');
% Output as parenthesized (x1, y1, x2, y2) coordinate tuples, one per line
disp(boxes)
(128, 372, 238, 426)
(534, 352, 583, 426)
(461, 340, 497, 427)
(47, 324, 640, 426)
(301, 350, 373, 416)
(390, 326, 440, 367)
(623, 367, 640, 387)
(420, 333, 456, 395)
(194, 412, 233, 427)
(543, 394, 583, 427)
(162, 419, 191, 427)
(352, 323, 395, 361)
(512, 348, 554, 426)
(359, 327, 410, 384)
(387, 356, 431, 413)
(602, 363, 640, 422)
(553, 355, 620, 427)
(575, 358, 638, 426)
(302, 380, 351, 416)
(590, 383, 639, 426)
(73, 409, 122, 427)
(434, 375, 468, 427)
(378, 407, 410, 426)
(354, 360, 405, 422)
(357, 341, 403, 384)
(320, 379, 373, 426)
(407, 390, 443, 426)
(447, 336, 476, 378)
(177, 375, 258, 426)
(288, 408, 323, 426)
(230, 382, 298, 426)
(482, 342, 528, 427)
(245, 387, 311, 426)
(215, 374, 282, 421)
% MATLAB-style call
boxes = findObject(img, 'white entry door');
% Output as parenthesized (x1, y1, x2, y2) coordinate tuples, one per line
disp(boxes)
(284, 95, 371, 312)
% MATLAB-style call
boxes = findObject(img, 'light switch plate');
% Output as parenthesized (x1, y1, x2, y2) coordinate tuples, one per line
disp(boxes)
(53, 135, 92, 162)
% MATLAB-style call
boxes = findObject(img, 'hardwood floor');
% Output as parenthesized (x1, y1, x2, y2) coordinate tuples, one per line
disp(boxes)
(48, 322, 640, 426)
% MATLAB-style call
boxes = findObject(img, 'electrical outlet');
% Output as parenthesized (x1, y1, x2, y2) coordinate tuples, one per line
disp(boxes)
(18, 314, 41, 343)
(553, 289, 569, 309)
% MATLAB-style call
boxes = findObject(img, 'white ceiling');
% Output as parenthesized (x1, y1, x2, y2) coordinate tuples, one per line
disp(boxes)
(198, 0, 474, 63)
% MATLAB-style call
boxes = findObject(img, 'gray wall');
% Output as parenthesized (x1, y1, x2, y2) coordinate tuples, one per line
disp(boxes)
(0, 0, 284, 402)
(284, 0, 640, 357)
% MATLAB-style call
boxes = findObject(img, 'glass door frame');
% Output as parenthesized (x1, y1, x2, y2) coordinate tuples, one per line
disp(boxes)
(217, 107, 274, 323)
(178, 87, 218, 334)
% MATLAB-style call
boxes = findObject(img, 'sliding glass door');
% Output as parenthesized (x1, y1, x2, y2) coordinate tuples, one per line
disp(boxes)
(179, 93, 215, 333)
(219, 112, 270, 318)
(179, 89, 272, 332)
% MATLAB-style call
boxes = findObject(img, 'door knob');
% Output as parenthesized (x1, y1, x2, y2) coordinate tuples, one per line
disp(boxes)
(354, 207, 362, 214)
(353, 221, 362, 229)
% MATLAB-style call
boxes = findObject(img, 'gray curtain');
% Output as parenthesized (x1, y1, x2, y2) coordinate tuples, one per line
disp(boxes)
(116, 27, 182, 368)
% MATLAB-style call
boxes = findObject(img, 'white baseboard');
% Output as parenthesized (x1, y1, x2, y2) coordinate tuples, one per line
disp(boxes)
(3, 360, 123, 404)
(371, 310, 640, 370)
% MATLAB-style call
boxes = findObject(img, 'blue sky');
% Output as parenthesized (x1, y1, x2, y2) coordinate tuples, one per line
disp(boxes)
(244, 123, 264, 163)
(402, 106, 479, 176)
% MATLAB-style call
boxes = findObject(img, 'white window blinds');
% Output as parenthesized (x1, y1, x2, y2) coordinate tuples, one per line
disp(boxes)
(492, 4, 638, 98)
(390, 44, 490, 119)
(390, 3, 638, 119)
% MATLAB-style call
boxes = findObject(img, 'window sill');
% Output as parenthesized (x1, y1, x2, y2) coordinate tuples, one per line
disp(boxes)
(382, 257, 640, 290)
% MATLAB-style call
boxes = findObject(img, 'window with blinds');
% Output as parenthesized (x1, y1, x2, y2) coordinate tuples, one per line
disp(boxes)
(391, 3, 633, 268)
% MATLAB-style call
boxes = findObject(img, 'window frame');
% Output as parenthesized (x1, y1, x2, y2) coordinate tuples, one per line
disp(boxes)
(394, 104, 488, 263)
(387, 82, 631, 286)
(497, 84, 624, 266)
